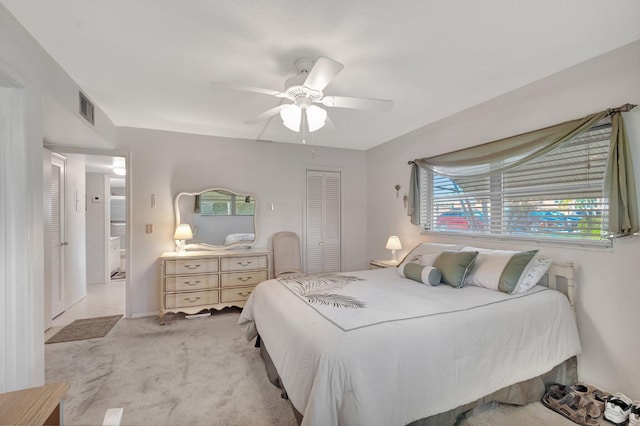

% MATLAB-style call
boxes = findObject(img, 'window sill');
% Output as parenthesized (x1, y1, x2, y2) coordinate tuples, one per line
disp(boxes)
(420, 230, 614, 252)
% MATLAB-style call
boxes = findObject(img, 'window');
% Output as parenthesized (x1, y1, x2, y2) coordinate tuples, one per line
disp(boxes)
(421, 120, 612, 245)
(198, 191, 255, 216)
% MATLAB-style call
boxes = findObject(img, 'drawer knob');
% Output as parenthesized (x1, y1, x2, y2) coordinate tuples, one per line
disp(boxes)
(184, 296, 201, 302)
(184, 264, 201, 270)
(237, 261, 252, 267)
(237, 291, 252, 297)
(237, 276, 252, 282)
(184, 280, 201, 286)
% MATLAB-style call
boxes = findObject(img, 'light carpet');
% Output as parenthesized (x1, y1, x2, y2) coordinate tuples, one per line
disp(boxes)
(46, 310, 580, 425)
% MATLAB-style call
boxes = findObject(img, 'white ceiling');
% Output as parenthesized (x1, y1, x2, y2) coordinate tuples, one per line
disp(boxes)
(3, 1, 640, 150)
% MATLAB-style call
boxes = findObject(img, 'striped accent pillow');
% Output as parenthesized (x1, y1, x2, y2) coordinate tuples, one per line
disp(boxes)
(461, 247, 538, 294)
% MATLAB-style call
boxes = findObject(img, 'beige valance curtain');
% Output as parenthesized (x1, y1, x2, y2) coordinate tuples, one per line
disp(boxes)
(408, 106, 638, 235)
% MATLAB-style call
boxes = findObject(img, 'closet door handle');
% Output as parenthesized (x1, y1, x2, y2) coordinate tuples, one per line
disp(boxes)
(61, 242, 68, 246)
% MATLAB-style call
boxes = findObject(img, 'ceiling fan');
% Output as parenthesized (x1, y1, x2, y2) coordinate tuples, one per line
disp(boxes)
(220, 57, 393, 138)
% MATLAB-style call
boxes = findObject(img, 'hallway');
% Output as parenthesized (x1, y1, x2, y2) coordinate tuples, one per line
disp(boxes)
(45, 280, 125, 341)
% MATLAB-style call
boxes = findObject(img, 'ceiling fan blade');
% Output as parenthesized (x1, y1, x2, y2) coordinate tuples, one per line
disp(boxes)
(212, 82, 286, 97)
(303, 57, 344, 92)
(320, 96, 393, 112)
(245, 104, 288, 124)
(324, 115, 337, 131)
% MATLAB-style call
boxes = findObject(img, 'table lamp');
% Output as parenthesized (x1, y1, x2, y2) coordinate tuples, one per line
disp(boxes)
(173, 224, 193, 253)
(385, 235, 402, 264)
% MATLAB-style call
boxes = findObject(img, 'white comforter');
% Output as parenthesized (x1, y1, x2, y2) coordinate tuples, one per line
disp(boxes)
(238, 268, 581, 426)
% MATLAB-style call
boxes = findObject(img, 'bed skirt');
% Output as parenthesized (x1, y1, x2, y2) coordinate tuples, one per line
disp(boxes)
(257, 337, 578, 426)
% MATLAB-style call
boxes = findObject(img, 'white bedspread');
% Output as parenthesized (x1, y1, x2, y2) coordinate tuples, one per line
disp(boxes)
(238, 268, 581, 426)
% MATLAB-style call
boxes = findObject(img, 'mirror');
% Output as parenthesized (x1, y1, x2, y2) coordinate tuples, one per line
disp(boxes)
(175, 188, 256, 250)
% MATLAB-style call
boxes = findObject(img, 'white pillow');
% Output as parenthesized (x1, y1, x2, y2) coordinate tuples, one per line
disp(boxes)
(398, 242, 464, 271)
(461, 246, 538, 294)
(513, 258, 553, 294)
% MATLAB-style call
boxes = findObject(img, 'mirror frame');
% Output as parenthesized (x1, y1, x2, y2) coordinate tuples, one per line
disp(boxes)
(174, 187, 257, 250)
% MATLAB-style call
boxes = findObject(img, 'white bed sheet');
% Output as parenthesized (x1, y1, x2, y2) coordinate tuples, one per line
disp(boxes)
(238, 267, 581, 426)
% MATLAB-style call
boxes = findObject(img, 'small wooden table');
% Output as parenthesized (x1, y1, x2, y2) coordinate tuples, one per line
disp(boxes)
(0, 382, 69, 425)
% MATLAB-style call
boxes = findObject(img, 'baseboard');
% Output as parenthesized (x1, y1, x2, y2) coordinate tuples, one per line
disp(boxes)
(129, 311, 159, 319)
(66, 293, 88, 310)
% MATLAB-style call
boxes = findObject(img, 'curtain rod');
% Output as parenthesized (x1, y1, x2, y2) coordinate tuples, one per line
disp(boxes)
(608, 103, 637, 115)
(407, 103, 637, 165)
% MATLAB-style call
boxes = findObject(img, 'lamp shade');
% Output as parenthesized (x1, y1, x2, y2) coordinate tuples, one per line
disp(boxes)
(280, 104, 327, 133)
(173, 224, 194, 240)
(306, 105, 327, 132)
(280, 104, 302, 132)
(385, 235, 402, 250)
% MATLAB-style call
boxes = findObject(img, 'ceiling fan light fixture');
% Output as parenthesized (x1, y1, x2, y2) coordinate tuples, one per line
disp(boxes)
(306, 105, 327, 132)
(280, 104, 302, 132)
(112, 167, 126, 176)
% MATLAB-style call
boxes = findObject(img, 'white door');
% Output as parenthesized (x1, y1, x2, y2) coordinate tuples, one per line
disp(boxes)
(305, 170, 341, 274)
(51, 156, 66, 318)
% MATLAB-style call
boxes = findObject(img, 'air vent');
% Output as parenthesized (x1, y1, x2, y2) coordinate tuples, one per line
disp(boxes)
(79, 92, 95, 125)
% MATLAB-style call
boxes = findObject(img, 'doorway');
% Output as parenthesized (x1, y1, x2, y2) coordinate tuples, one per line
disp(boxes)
(108, 176, 126, 281)
(46, 150, 128, 330)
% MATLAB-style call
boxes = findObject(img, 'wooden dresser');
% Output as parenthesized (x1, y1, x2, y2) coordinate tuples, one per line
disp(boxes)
(159, 249, 272, 324)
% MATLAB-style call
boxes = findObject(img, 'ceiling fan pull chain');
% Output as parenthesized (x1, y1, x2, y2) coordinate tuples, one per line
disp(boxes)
(302, 110, 307, 144)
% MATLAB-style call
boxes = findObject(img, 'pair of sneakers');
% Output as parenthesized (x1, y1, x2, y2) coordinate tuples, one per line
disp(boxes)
(628, 398, 640, 426)
(604, 392, 640, 425)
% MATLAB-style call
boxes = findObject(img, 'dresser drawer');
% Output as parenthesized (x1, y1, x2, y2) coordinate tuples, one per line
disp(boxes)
(165, 274, 219, 292)
(165, 290, 219, 309)
(220, 286, 254, 303)
(220, 255, 268, 272)
(220, 270, 268, 288)
(165, 258, 218, 275)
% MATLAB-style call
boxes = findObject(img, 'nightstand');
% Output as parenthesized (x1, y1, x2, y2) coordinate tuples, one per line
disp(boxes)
(369, 259, 400, 269)
(0, 382, 69, 426)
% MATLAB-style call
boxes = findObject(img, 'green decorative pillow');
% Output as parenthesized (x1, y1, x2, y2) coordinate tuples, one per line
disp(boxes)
(433, 251, 479, 288)
(400, 263, 442, 286)
(398, 243, 464, 271)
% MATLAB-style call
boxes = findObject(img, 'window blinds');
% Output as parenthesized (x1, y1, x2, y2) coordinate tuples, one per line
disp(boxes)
(422, 122, 612, 244)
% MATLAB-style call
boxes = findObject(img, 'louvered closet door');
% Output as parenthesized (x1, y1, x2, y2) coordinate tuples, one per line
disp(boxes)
(306, 170, 341, 274)
(51, 157, 66, 318)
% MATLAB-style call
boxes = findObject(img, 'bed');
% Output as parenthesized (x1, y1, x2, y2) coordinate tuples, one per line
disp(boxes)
(238, 244, 581, 426)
